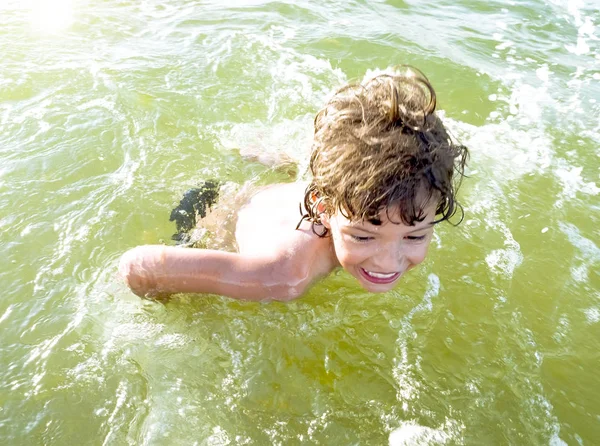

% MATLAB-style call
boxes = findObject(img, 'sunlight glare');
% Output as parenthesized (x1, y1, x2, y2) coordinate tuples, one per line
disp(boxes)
(29, 0, 74, 33)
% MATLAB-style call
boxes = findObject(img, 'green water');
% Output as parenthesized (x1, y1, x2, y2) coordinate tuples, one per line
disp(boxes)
(1, 0, 599, 444)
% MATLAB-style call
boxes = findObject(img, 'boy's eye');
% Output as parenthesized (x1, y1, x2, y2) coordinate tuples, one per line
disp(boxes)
(405, 235, 426, 241)
(350, 235, 372, 242)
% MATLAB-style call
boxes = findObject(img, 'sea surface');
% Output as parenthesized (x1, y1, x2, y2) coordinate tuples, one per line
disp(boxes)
(1, 0, 599, 444)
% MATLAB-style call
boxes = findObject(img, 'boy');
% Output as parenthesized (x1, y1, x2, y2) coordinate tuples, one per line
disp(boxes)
(119, 67, 468, 301)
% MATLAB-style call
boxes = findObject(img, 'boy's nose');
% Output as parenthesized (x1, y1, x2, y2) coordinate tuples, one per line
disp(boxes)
(374, 243, 407, 272)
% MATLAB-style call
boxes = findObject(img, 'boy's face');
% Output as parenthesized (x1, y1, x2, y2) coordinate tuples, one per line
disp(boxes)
(322, 202, 437, 293)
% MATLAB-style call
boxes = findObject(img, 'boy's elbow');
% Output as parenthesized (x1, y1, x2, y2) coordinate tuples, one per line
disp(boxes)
(269, 264, 311, 302)
(118, 246, 159, 298)
(270, 284, 306, 302)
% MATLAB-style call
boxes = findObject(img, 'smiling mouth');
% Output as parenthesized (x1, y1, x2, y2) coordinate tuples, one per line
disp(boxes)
(359, 268, 401, 284)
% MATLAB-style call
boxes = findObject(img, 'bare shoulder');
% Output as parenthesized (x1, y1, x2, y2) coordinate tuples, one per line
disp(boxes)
(235, 182, 310, 256)
(235, 182, 337, 288)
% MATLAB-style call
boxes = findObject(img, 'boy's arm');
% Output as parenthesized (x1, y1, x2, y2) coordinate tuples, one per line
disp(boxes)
(118, 245, 308, 301)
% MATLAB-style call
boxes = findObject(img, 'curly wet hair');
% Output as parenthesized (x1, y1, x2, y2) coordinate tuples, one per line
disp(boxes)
(298, 66, 469, 236)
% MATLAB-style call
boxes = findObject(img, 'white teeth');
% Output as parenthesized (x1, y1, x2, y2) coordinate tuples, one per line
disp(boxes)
(365, 270, 396, 278)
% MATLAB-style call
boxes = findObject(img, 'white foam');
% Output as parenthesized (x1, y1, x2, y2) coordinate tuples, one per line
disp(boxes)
(536, 65, 551, 83)
(390, 274, 441, 407)
(559, 222, 599, 285)
(389, 418, 464, 446)
(154, 333, 189, 348)
(565, 16, 596, 55)
(444, 109, 553, 183)
(584, 307, 600, 324)
(553, 159, 599, 208)
(206, 425, 231, 445)
(218, 115, 314, 173)
(560, 222, 599, 261)
(486, 248, 523, 279)
(570, 264, 588, 282)
(495, 40, 514, 51)
(389, 422, 450, 445)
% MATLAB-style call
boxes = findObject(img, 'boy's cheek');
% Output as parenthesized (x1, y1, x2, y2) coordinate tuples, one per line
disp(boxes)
(331, 241, 349, 264)
(335, 246, 364, 268)
(410, 245, 431, 265)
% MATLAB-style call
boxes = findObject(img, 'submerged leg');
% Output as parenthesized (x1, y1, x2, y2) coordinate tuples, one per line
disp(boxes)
(169, 180, 220, 244)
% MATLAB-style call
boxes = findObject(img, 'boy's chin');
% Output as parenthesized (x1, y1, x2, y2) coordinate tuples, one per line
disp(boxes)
(358, 282, 399, 293)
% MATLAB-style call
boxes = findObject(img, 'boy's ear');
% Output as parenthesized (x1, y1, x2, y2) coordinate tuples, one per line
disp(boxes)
(320, 212, 331, 229)
(316, 200, 326, 214)
(314, 198, 331, 228)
